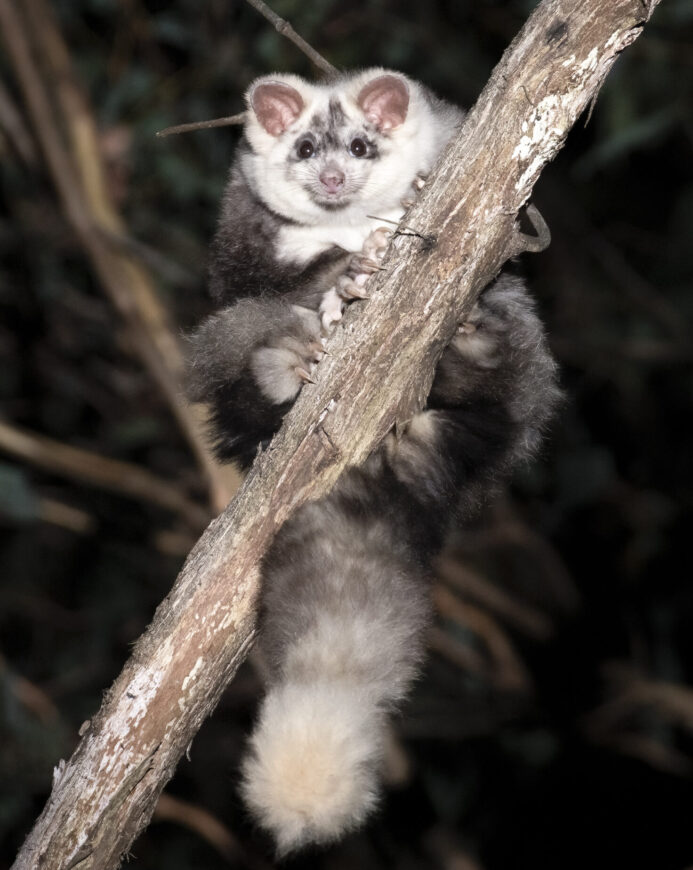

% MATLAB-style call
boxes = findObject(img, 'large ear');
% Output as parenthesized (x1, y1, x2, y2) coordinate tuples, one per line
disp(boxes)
(249, 81, 305, 137)
(357, 74, 409, 132)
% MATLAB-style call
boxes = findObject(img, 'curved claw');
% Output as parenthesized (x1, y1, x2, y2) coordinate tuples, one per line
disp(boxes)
(305, 340, 325, 361)
(337, 274, 370, 300)
(295, 366, 316, 385)
(350, 256, 383, 275)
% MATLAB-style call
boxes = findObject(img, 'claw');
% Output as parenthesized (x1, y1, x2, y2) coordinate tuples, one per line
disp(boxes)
(306, 340, 325, 361)
(413, 173, 427, 190)
(351, 256, 383, 275)
(321, 310, 342, 332)
(339, 284, 370, 301)
(295, 366, 316, 384)
(337, 275, 370, 300)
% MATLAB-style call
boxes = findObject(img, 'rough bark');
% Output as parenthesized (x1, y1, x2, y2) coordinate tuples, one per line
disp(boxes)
(13, 0, 661, 867)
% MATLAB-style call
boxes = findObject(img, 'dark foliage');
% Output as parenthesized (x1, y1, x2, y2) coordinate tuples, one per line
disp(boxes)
(1, 1, 692, 868)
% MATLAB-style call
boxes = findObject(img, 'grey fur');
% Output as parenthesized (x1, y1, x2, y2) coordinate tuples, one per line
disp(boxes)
(186, 68, 561, 852)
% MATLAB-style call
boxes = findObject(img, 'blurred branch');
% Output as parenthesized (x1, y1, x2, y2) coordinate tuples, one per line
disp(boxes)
(456, 504, 580, 614)
(95, 225, 198, 288)
(10, 2, 661, 867)
(429, 626, 488, 678)
(0, 0, 234, 513)
(584, 663, 693, 775)
(244, 0, 337, 76)
(597, 733, 693, 777)
(37, 497, 96, 535)
(436, 555, 553, 640)
(425, 827, 486, 870)
(0, 76, 37, 165)
(0, 419, 210, 529)
(588, 664, 693, 734)
(433, 584, 532, 692)
(0, 653, 61, 726)
(152, 794, 243, 865)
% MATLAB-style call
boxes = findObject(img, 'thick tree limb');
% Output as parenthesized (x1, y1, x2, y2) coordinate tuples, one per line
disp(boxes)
(12, 1, 661, 867)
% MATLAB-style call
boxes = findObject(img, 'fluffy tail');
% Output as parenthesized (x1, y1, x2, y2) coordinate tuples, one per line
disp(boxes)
(239, 492, 431, 854)
(241, 681, 384, 854)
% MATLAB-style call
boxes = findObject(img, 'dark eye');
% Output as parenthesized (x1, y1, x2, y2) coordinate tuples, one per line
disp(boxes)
(297, 139, 315, 159)
(349, 137, 367, 158)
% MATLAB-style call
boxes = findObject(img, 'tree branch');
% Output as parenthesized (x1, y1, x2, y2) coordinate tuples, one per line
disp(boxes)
(11, 1, 661, 867)
(0, 0, 236, 512)
(244, 0, 337, 76)
(0, 420, 210, 530)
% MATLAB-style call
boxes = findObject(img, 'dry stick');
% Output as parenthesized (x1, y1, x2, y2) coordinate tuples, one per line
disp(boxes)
(11, 2, 661, 867)
(156, 112, 246, 138)
(0, 420, 210, 529)
(244, 0, 337, 76)
(4, 0, 234, 513)
(156, 0, 337, 139)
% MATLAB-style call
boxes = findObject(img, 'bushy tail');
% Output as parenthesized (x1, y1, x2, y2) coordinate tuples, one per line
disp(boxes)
(241, 681, 385, 854)
(239, 487, 432, 853)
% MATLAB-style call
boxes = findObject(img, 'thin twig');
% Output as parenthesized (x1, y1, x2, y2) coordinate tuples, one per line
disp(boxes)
(0, 419, 210, 529)
(155, 0, 339, 140)
(156, 112, 246, 138)
(244, 0, 337, 76)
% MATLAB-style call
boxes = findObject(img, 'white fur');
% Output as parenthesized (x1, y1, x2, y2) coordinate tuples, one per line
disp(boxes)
(319, 287, 344, 330)
(276, 206, 404, 265)
(241, 681, 383, 855)
(242, 68, 462, 265)
(452, 330, 499, 366)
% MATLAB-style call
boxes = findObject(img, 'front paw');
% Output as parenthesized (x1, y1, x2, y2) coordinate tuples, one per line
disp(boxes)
(333, 228, 391, 304)
(452, 303, 500, 367)
(251, 308, 324, 405)
(319, 287, 345, 332)
(401, 172, 428, 209)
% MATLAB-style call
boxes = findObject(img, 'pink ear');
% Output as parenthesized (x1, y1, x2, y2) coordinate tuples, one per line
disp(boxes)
(250, 82, 305, 137)
(357, 74, 409, 132)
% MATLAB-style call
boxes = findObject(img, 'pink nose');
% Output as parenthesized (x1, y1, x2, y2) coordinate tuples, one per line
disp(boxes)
(319, 169, 345, 194)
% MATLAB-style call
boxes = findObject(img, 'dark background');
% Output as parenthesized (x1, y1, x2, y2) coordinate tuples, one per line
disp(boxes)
(1, 1, 693, 868)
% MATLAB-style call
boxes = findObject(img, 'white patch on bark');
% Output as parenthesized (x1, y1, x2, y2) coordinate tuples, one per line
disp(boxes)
(181, 656, 204, 692)
(511, 94, 564, 191)
(423, 285, 443, 316)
